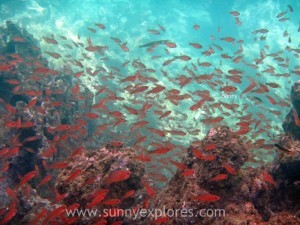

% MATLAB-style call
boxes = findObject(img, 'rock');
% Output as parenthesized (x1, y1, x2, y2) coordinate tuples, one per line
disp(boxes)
(283, 81, 300, 140)
(141, 126, 249, 225)
(55, 146, 146, 224)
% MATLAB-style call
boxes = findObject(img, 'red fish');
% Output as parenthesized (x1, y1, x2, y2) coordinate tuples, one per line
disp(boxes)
(163, 58, 176, 66)
(43, 205, 66, 224)
(230, 11, 240, 16)
(209, 174, 228, 181)
(0, 64, 13, 71)
(149, 147, 171, 154)
(85, 112, 99, 119)
(43, 36, 58, 44)
(95, 23, 105, 29)
(194, 193, 220, 202)
(175, 55, 191, 61)
(142, 179, 155, 197)
(121, 190, 135, 200)
(5, 121, 18, 128)
(66, 169, 82, 181)
(105, 170, 131, 185)
(5, 103, 16, 114)
(72, 83, 80, 94)
(204, 143, 217, 151)
(181, 169, 195, 177)
(12, 36, 25, 42)
(86, 189, 109, 208)
(111, 221, 123, 225)
(0, 202, 16, 224)
(265, 95, 276, 105)
(223, 163, 236, 175)
(242, 77, 257, 94)
(17, 170, 37, 188)
(220, 85, 237, 93)
(5, 79, 19, 85)
(165, 41, 177, 48)
(153, 216, 170, 224)
(193, 24, 200, 30)
(134, 154, 151, 162)
(31, 209, 47, 225)
(262, 172, 277, 187)
(102, 199, 121, 205)
(120, 42, 129, 52)
(37, 175, 52, 187)
(201, 116, 224, 124)
(170, 160, 187, 170)
(26, 98, 38, 108)
(189, 42, 202, 48)
(220, 37, 235, 42)
(110, 141, 124, 148)
(148, 128, 166, 137)
(74, 71, 84, 78)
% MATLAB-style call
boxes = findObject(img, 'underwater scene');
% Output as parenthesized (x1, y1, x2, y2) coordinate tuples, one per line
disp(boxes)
(0, 0, 300, 224)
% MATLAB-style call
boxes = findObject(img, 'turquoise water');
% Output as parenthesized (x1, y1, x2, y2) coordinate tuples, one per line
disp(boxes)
(1, 0, 299, 165)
